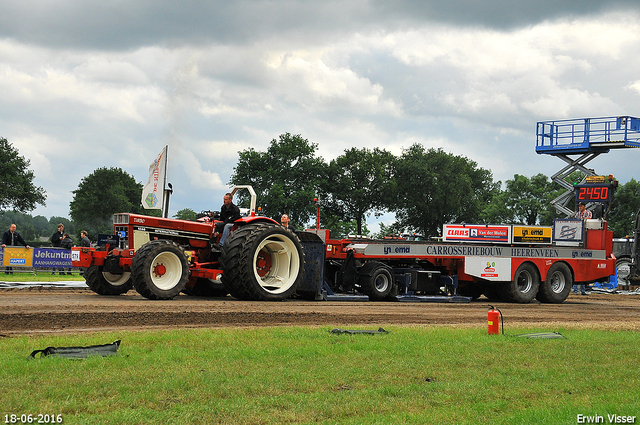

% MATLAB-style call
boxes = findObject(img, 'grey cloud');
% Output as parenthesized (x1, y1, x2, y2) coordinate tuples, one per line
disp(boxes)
(2, 0, 636, 51)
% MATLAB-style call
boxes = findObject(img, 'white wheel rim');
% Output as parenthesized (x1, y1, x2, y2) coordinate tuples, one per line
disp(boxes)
(102, 271, 131, 287)
(149, 251, 183, 290)
(252, 234, 301, 294)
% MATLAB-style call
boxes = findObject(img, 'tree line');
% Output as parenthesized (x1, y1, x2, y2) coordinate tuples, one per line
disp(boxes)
(2, 135, 640, 242)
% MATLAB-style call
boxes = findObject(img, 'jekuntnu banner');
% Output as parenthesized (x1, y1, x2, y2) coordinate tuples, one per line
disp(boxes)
(1, 247, 72, 268)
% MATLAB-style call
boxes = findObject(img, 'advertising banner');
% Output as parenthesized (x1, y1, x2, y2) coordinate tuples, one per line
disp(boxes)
(512, 226, 552, 244)
(2, 247, 33, 267)
(464, 257, 512, 281)
(553, 219, 584, 245)
(32, 248, 72, 268)
(442, 224, 511, 243)
(142, 145, 167, 210)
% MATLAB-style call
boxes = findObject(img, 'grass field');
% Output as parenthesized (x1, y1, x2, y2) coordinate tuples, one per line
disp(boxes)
(1, 326, 638, 424)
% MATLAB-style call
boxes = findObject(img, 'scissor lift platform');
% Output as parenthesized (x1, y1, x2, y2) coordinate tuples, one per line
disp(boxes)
(536, 116, 640, 216)
(536, 116, 640, 155)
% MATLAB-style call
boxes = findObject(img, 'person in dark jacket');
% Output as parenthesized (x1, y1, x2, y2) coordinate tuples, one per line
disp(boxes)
(216, 192, 241, 247)
(80, 231, 91, 247)
(60, 233, 74, 275)
(61, 233, 73, 249)
(2, 224, 30, 274)
(51, 223, 66, 275)
(51, 223, 64, 247)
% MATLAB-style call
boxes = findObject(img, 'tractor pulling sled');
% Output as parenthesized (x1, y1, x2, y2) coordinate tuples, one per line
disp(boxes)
(72, 115, 640, 303)
(72, 183, 619, 304)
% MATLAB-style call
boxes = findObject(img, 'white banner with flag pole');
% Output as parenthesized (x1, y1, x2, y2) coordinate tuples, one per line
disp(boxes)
(142, 145, 168, 211)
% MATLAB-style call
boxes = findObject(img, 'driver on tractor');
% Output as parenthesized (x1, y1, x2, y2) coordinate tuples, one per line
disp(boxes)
(212, 192, 241, 250)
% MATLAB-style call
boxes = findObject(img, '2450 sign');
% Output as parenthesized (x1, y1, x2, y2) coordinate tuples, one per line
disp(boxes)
(574, 184, 615, 203)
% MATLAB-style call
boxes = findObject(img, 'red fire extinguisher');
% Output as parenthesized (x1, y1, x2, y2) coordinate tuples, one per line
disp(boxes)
(488, 305, 502, 335)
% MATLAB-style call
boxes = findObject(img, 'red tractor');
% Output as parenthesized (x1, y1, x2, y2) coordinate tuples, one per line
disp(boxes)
(72, 186, 305, 301)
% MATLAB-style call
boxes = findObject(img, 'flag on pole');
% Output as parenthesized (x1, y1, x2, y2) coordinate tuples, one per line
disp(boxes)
(142, 146, 168, 210)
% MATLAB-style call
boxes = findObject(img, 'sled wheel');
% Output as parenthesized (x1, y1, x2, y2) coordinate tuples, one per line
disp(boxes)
(84, 265, 132, 295)
(131, 240, 189, 300)
(536, 262, 572, 304)
(358, 261, 394, 300)
(616, 257, 633, 287)
(503, 262, 540, 303)
(220, 222, 304, 301)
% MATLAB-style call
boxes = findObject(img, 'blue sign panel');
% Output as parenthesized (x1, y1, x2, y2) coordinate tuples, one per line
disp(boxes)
(32, 248, 72, 267)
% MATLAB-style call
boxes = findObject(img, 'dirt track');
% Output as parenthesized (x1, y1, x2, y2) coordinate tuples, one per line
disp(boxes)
(1, 286, 639, 336)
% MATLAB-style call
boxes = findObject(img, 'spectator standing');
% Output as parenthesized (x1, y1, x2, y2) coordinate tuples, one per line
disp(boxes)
(51, 223, 64, 247)
(80, 231, 91, 247)
(2, 224, 30, 274)
(50, 223, 66, 275)
(60, 233, 74, 275)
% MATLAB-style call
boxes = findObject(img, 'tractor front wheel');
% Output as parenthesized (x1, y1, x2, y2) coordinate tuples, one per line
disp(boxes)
(84, 266, 132, 295)
(131, 240, 189, 300)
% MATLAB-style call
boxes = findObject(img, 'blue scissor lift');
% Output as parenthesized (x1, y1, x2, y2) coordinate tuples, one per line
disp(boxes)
(536, 116, 640, 216)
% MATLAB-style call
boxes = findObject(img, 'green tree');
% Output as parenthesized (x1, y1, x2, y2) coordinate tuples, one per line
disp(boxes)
(70, 167, 143, 236)
(322, 147, 394, 235)
(0, 211, 35, 241)
(230, 133, 326, 227)
(0, 138, 46, 212)
(479, 190, 513, 224)
(502, 173, 558, 225)
(32, 215, 50, 239)
(173, 208, 197, 221)
(389, 145, 498, 237)
(608, 179, 640, 237)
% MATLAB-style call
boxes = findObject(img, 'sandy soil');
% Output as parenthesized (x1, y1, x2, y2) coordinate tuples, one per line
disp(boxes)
(1, 287, 639, 336)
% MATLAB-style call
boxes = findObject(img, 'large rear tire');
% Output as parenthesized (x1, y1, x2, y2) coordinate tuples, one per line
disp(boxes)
(503, 263, 540, 303)
(131, 240, 189, 300)
(536, 262, 572, 303)
(220, 222, 304, 301)
(84, 265, 132, 295)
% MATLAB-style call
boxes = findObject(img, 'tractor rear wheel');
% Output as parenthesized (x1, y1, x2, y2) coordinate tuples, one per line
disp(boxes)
(220, 222, 304, 301)
(131, 240, 189, 300)
(536, 262, 572, 303)
(84, 266, 132, 295)
(503, 263, 540, 303)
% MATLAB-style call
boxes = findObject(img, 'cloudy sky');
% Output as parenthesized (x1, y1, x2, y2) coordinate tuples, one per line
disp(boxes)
(2, 0, 640, 229)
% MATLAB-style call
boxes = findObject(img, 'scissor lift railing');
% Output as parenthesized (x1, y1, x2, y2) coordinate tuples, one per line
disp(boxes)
(536, 116, 640, 217)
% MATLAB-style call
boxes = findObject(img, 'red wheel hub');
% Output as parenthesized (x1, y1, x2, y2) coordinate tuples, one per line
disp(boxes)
(154, 263, 167, 277)
(256, 250, 272, 277)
